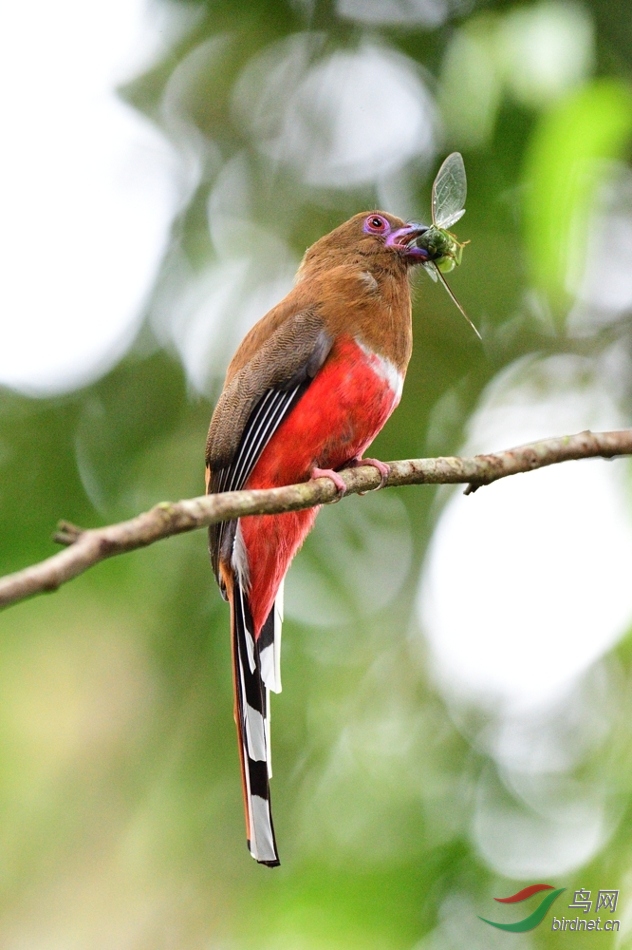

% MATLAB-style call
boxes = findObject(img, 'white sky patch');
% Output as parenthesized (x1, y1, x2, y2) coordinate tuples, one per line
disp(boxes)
(0, 0, 186, 396)
(150, 149, 300, 396)
(473, 767, 609, 879)
(337, 0, 450, 29)
(234, 36, 437, 188)
(466, 664, 617, 878)
(569, 164, 632, 330)
(418, 352, 632, 713)
(498, 1, 594, 108)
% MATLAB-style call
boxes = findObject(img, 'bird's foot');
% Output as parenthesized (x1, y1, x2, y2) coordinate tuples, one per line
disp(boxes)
(348, 457, 391, 493)
(311, 467, 347, 500)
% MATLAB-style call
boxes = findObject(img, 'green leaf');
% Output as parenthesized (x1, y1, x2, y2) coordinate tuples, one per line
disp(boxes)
(523, 79, 632, 318)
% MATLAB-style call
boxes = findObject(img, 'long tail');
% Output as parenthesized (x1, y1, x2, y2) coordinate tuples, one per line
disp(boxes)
(228, 572, 282, 866)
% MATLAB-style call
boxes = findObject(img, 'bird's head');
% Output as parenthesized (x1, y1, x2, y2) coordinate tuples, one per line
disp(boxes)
(299, 211, 432, 277)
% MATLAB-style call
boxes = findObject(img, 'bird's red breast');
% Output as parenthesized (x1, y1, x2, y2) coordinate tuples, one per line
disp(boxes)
(205, 210, 429, 865)
(240, 332, 404, 634)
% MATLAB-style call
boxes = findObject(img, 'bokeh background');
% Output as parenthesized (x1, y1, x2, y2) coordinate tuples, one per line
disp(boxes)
(2, 0, 632, 946)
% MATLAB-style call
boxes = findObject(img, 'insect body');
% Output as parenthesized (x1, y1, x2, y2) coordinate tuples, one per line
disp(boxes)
(417, 226, 466, 273)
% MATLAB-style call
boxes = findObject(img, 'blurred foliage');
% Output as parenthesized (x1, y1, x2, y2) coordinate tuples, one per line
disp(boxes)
(524, 79, 632, 312)
(2, 0, 632, 946)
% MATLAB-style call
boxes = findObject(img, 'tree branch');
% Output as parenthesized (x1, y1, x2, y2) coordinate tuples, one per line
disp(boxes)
(1, 428, 631, 611)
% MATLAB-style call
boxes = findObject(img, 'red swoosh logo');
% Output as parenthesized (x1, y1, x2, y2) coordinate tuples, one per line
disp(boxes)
(495, 884, 555, 904)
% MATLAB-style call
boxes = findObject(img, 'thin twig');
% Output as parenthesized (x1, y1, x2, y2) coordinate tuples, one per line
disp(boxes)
(1, 428, 630, 611)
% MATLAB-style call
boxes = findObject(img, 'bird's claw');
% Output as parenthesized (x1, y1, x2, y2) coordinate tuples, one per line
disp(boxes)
(311, 467, 347, 501)
(349, 457, 391, 493)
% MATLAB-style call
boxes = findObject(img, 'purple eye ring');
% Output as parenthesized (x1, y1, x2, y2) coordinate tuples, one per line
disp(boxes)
(364, 214, 390, 235)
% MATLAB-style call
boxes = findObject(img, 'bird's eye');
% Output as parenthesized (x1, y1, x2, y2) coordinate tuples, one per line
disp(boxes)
(364, 215, 389, 234)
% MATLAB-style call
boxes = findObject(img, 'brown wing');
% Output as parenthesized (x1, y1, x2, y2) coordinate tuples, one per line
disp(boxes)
(205, 306, 331, 587)
(206, 307, 329, 470)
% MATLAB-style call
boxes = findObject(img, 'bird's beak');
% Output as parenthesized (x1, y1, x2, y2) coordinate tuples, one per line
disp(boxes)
(386, 223, 432, 261)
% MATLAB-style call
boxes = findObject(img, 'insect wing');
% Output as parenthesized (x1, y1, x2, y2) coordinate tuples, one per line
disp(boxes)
(432, 152, 467, 230)
(423, 261, 438, 282)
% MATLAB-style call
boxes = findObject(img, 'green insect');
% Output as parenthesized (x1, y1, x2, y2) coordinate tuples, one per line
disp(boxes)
(413, 152, 480, 339)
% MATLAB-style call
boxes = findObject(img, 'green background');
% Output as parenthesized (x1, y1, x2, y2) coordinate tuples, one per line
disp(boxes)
(2, 0, 632, 946)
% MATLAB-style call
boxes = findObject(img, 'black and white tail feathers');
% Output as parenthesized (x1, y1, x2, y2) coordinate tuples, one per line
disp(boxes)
(232, 576, 283, 866)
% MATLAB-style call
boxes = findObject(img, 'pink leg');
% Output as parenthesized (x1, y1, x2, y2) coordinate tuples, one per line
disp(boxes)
(311, 466, 347, 499)
(348, 457, 391, 491)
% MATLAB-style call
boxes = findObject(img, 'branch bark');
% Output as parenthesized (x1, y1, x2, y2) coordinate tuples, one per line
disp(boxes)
(1, 428, 631, 611)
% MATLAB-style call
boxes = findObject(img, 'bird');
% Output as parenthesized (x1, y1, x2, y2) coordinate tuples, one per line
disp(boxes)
(205, 210, 430, 866)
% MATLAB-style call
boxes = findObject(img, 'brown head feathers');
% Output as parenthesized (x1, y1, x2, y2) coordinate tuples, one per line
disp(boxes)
(297, 211, 409, 281)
